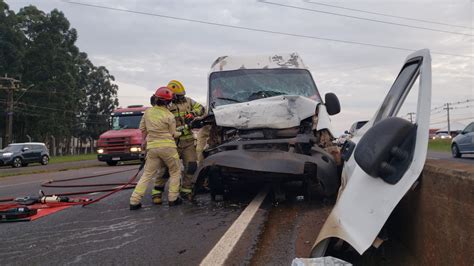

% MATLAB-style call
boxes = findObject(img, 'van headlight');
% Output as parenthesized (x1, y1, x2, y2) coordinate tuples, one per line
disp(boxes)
(130, 147, 141, 152)
(2, 152, 13, 157)
(97, 149, 104, 154)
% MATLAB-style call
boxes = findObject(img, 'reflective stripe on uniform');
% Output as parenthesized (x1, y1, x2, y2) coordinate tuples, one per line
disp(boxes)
(180, 187, 192, 193)
(148, 139, 176, 149)
(151, 188, 163, 196)
(179, 134, 194, 140)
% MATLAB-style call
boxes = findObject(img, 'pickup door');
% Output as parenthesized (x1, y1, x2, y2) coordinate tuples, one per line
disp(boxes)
(312, 49, 431, 255)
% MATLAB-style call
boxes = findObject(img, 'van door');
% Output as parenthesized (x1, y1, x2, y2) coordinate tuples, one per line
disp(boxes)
(312, 49, 431, 255)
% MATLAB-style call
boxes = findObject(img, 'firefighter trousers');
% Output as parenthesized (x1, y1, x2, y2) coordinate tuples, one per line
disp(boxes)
(176, 138, 197, 193)
(130, 147, 181, 204)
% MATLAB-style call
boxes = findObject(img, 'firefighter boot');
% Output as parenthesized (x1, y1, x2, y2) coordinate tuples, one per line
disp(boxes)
(168, 197, 183, 207)
(151, 186, 164, 205)
(130, 203, 142, 210)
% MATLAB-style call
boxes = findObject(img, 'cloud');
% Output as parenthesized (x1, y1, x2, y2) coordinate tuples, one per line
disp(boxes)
(9, 0, 474, 134)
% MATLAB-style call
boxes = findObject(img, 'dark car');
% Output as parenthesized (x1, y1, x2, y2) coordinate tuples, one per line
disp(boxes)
(0, 143, 50, 168)
(451, 122, 474, 158)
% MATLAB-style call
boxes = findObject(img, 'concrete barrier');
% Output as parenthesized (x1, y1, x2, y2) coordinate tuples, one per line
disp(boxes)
(390, 159, 474, 265)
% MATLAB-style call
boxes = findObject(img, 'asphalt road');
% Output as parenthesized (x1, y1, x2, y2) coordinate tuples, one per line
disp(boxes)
(427, 151, 474, 165)
(0, 164, 255, 265)
(0, 159, 102, 177)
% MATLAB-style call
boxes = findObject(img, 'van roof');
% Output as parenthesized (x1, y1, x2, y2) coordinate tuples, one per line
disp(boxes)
(210, 52, 307, 73)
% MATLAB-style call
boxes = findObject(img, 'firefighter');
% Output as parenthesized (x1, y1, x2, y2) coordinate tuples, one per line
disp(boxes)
(129, 87, 182, 210)
(164, 80, 204, 200)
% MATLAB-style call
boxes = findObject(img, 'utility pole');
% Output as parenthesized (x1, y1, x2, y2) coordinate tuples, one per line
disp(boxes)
(0, 75, 21, 147)
(444, 103, 453, 136)
(407, 112, 416, 123)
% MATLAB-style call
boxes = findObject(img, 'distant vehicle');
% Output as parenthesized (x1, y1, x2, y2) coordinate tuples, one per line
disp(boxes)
(96, 105, 148, 166)
(348, 120, 369, 135)
(432, 132, 452, 140)
(337, 120, 369, 146)
(0, 142, 49, 168)
(451, 122, 474, 158)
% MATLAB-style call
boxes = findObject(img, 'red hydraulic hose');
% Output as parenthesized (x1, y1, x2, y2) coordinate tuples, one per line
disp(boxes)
(0, 162, 145, 209)
(82, 163, 144, 207)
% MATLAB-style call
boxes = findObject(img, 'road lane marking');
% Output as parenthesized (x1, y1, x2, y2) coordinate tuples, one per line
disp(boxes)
(200, 186, 269, 266)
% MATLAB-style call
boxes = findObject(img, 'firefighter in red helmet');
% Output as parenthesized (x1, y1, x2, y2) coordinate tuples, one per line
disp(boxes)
(130, 87, 183, 209)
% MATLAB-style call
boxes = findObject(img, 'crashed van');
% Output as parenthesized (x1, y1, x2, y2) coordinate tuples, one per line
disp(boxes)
(192, 53, 342, 200)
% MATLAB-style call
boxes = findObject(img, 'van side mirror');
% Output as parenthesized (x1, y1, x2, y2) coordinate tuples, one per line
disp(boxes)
(324, 93, 340, 116)
(354, 117, 416, 184)
(344, 130, 350, 135)
(22, 147, 29, 152)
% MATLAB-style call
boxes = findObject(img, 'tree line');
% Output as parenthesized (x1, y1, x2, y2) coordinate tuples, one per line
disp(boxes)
(0, 1, 118, 153)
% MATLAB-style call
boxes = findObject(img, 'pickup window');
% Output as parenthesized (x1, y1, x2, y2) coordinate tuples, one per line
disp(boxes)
(209, 69, 321, 108)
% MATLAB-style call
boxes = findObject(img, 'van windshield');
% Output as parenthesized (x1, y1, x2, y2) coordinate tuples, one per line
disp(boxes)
(209, 69, 321, 108)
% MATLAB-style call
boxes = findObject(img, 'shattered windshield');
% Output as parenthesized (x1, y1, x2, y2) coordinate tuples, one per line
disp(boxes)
(112, 115, 142, 130)
(209, 69, 321, 108)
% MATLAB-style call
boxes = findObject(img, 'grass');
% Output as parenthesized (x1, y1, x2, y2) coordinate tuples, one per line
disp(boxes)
(49, 153, 97, 164)
(428, 139, 451, 153)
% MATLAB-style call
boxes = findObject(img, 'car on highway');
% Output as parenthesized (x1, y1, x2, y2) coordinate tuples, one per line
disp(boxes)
(432, 132, 452, 140)
(193, 53, 341, 201)
(337, 120, 369, 146)
(451, 122, 474, 158)
(0, 142, 50, 168)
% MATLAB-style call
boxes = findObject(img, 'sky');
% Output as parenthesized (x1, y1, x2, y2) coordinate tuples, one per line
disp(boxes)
(8, 0, 474, 134)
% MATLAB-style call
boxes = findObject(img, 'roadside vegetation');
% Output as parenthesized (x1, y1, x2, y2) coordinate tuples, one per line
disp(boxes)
(0, 1, 118, 153)
(50, 154, 97, 164)
(428, 139, 451, 153)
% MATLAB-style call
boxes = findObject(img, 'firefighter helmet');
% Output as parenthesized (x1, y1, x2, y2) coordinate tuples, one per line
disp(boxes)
(167, 80, 185, 96)
(154, 87, 174, 101)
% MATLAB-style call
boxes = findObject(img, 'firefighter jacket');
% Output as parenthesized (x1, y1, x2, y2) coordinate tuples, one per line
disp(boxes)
(139, 106, 178, 149)
(169, 97, 204, 140)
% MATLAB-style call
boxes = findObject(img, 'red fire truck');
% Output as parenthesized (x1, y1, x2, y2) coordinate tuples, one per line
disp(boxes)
(97, 105, 149, 166)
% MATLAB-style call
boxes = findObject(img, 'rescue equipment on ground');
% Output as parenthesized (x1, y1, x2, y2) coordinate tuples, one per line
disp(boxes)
(0, 160, 146, 222)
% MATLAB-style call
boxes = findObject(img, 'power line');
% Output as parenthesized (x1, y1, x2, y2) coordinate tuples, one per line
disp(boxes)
(259, 0, 472, 37)
(62, 1, 474, 59)
(304, 0, 473, 30)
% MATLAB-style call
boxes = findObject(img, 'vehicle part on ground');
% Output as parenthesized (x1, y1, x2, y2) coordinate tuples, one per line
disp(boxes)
(0, 163, 145, 221)
(312, 49, 432, 255)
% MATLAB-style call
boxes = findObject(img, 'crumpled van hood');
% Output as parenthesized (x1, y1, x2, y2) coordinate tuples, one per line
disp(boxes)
(213, 95, 319, 129)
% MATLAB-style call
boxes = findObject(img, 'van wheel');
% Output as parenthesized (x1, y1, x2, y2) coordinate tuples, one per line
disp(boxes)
(12, 157, 22, 168)
(41, 155, 49, 165)
(107, 161, 118, 166)
(452, 144, 461, 158)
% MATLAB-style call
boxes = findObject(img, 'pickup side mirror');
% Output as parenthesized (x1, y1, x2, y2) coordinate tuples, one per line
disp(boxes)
(354, 117, 417, 184)
(324, 93, 340, 116)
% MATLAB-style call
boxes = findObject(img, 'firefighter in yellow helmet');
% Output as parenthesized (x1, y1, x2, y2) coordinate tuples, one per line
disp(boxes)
(130, 87, 182, 210)
(164, 80, 204, 200)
